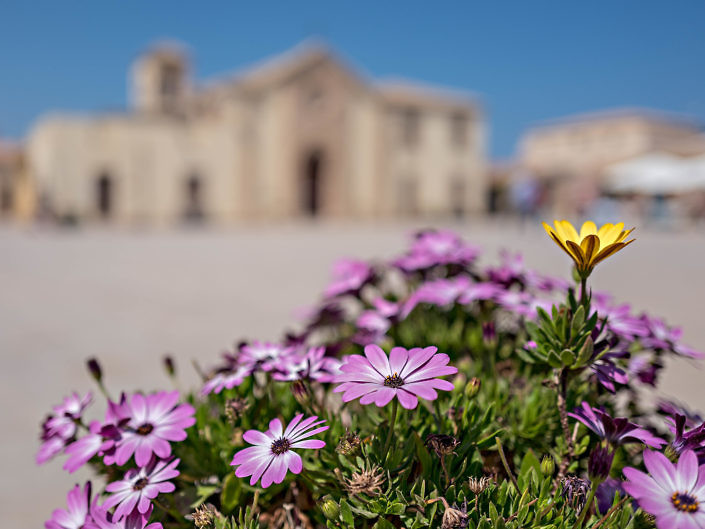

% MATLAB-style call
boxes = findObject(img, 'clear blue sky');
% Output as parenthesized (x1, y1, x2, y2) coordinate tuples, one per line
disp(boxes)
(1, 1, 704, 158)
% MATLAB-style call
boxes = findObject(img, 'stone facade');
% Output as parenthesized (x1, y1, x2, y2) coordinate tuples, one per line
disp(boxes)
(518, 109, 705, 216)
(26, 42, 486, 225)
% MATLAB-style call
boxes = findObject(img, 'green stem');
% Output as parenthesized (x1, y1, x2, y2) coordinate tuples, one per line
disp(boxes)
(556, 369, 574, 483)
(579, 277, 588, 308)
(249, 490, 260, 520)
(381, 399, 399, 464)
(495, 437, 519, 490)
(573, 480, 599, 529)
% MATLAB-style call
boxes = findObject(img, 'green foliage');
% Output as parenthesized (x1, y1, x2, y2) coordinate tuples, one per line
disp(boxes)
(72, 245, 673, 529)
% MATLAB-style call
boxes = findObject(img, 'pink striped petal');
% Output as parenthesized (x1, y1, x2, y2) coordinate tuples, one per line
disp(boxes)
(389, 347, 409, 375)
(396, 389, 419, 410)
(291, 439, 326, 449)
(363, 344, 390, 376)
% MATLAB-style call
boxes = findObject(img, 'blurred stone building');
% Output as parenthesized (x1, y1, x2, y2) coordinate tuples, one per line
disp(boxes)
(0, 141, 35, 222)
(518, 109, 705, 216)
(27, 41, 486, 224)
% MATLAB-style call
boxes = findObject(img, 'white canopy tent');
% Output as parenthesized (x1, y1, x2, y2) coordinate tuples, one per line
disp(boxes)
(604, 153, 697, 195)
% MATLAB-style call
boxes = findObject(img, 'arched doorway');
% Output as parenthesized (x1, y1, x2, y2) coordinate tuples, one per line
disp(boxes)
(96, 173, 113, 218)
(302, 151, 323, 216)
(183, 174, 204, 221)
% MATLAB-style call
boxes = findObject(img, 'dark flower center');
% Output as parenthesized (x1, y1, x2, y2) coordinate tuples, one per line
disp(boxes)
(271, 437, 291, 455)
(672, 492, 699, 513)
(133, 478, 149, 491)
(384, 372, 404, 388)
(136, 423, 154, 436)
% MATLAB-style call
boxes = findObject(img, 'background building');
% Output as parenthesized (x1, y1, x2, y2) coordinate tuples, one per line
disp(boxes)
(0, 140, 34, 222)
(518, 109, 705, 217)
(26, 41, 486, 225)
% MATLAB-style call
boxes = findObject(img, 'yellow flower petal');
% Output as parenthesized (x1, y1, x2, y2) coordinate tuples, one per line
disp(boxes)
(592, 238, 634, 266)
(614, 227, 635, 244)
(596, 222, 615, 240)
(565, 240, 587, 269)
(557, 220, 580, 243)
(579, 221, 597, 239)
(548, 231, 578, 261)
(580, 234, 600, 265)
(601, 223, 626, 245)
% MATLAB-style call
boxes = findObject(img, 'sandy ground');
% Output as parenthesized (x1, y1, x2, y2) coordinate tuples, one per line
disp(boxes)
(2, 219, 705, 528)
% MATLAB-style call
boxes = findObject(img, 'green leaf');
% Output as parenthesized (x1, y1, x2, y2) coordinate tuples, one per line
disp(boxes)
(372, 518, 396, 529)
(570, 304, 585, 337)
(560, 349, 576, 366)
(340, 499, 355, 527)
(220, 473, 241, 513)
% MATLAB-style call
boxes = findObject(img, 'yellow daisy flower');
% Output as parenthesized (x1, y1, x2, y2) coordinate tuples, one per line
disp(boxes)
(542, 220, 635, 278)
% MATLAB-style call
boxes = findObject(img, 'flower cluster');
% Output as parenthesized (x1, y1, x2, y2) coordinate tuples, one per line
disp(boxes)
(201, 342, 341, 395)
(39, 389, 194, 528)
(37, 392, 92, 465)
(46, 482, 163, 529)
(37, 223, 705, 529)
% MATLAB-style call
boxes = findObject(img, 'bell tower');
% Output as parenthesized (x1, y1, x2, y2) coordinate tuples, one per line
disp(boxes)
(131, 43, 190, 115)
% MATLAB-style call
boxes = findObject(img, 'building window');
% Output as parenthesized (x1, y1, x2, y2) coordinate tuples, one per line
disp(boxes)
(400, 108, 420, 147)
(183, 174, 205, 221)
(397, 176, 418, 215)
(450, 177, 466, 218)
(160, 63, 180, 99)
(450, 112, 469, 147)
(302, 151, 323, 216)
(0, 179, 12, 214)
(95, 172, 113, 218)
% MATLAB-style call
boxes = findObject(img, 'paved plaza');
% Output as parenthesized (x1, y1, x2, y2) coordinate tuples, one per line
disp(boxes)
(2, 220, 704, 527)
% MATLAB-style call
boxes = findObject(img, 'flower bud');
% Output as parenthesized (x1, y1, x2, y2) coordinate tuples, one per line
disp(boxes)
(588, 445, 614, 482)
(663, 444, 679, 463)
(441, 501, 469, 529)
(425, 434, 459, 458)
(464, 377, 481, 399)
(482, 321, 496, 346)
(291, 379, 310, 406)
(224, 398, 249, 425)
(540, 455, 555, 476)
(191, 503, 219, 528)
(336, 430, 362, 456)
(163, 355, 176, 377)
(86, 357, 102, 383)
(319, 497, 340, 520)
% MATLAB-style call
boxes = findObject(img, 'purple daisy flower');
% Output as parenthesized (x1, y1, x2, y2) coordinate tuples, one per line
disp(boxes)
(239, 341, 293, 371)
(400, 276, 472, 318)
(623, 450, 705, 529)
(593, 301, 649, 340)
(590, 360, 629, 393)
(114, 391, 195, 467)
(668, 414, 705, 463)
(357, 310, 392, 335)
(37, 392, 93, 465)
(62, 396, 131, 472)
(568, 401, 665, 448)
(45, 482, 94, 529)
(333, 344, 457, 410)
(271, 346, 340, 383)
(90, 504, 162, 529)
(64, 421, 109, 473)
(324, 258, 373, 298)
(37, 436, 68, 466)
(643, 317, 704, 360)
(457, 282, 501, 305)
(230, 414, 328, 488)
(394, 229, 480, 272)
(103, 458, 180, 521)
(495, 290, 553, 319)
(201, 363, 254, 396)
